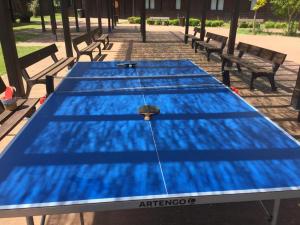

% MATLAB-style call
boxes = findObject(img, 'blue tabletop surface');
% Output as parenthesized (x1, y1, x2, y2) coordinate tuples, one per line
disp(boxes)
(0, 60, 300, 210)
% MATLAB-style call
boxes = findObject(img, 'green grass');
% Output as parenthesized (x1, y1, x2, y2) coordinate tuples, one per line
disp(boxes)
(13, 13, 62, 32)
(31, 13, 62, 22)
(0, 46, 43, 75)
(15, 32, 39, 42)
(13, 22, 42, 31)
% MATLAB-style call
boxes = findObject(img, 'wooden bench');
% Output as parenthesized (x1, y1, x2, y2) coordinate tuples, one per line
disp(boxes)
(291, 67, 300, 122)
(185, 27, 202, 49)
(90, 28, 110, 49)
(0, 78, 38, 141)
(19, 44, 76, 97)
(148, 17, 170, 25)
(72, 33, 102, 61)
(195, 32, 228, 61)
(221, 42, 287, 91)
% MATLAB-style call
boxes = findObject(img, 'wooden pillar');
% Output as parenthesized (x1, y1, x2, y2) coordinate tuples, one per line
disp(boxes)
(132, 0, 135, 16)
(8, 0, 15, 22)
(49, 0, 57, 40)
(140, 0, 146, 42)
(74, 0, 80, 32)
(111, 0, 115, 29)
(97, 0, 103, 32)
(200, 0, 208, 41)
(184, 0, 191, 43)
(39, 0, 46, 32)
(85, 0, 91, 32)
(61, 0, 73, 58)
(0, 0, 25, 96)
(227, 0, 240, 55)
(107, 0, 112, 32)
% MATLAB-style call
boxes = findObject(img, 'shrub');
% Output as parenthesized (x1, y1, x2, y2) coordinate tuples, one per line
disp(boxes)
(169, 19, 179, 26)
(128, 17, 140, 24)
(205, 20, 212, 27)
(275, 22, 287, 29)
(147, 19, 155, 25)
(264, 21, 276, 29)
(28, 0, 40, 17)
(189, 18, 200, 26)
(239, 21, 250, 28)
(206, 20, 224, 27)
(164, 20, 170, 26)
(155, 20, 162, 25)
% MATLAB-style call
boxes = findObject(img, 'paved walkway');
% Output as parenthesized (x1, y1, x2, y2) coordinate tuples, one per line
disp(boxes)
(0, 19, 300, 225)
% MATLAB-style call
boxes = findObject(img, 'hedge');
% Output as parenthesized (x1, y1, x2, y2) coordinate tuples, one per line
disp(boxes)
(128, 17, 140, 24)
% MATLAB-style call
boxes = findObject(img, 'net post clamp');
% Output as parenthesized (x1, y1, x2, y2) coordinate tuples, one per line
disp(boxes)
(117, 63, 137, 68)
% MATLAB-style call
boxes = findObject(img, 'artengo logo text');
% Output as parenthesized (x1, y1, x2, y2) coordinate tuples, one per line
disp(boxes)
(139, 198, 196, 208)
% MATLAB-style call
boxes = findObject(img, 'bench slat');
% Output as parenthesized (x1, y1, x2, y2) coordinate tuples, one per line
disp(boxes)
(19, 44, 58, 69)
(0, 98, 38, 141)
(0, 99, 27, 123)
(29, 57, 75, 81)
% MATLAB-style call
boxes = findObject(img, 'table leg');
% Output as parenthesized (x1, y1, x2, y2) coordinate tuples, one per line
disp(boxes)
(26, 216, 34, 225)
(40, 215, 46, 225)
(271, 199, 281, 225)
(80, 212, 85, 225)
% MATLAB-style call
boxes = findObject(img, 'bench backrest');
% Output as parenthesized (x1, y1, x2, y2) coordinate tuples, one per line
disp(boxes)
(149, 17, 170, 21)
(19, 44, 58, 69)
(237, 42, 287, 67)
(90, 28, 102, 40)
(90, 28, 101, 36)
(72, 33, 91, 47)
(291, 67, 300, 110)
(193, 27, 201, 36)
(206, 32, 228, 48)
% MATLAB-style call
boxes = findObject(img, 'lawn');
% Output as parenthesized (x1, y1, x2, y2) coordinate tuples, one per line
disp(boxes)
(13, 14, 62, 42)
(0, 46, 43, 75)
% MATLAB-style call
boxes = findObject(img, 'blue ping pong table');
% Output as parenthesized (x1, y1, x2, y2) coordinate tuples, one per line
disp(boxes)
(0, 60, 300, 225)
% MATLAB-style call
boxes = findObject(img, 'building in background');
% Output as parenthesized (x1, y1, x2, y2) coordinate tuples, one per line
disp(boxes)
(76, 0, 277, 20)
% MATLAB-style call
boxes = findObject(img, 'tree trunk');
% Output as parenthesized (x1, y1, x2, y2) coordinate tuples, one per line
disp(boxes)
(253, 10, 257, 34)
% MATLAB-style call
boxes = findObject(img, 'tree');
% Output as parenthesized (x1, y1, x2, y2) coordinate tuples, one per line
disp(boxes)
(252, 0, 267, 34)
(270, 0, 300, 35)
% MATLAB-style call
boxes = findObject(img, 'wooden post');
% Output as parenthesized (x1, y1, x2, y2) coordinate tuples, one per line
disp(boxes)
(200, 0, 208, 41)
(107, 0, 112, 32)
(132, 0, 135, 16)
(184, 0, 191, 43)
(85, 0, 91, 32)
(111, 0, 115, 29)
(39, 0, 46, 32)
(140, 0, 146, 42)
(61, 0, 74, 58)
(97, 0, 103, 32)
(74, 0, 80, 32)
(227, 0, 240, 55)
(111, 0, 117, 27)
(0, 0, 25, 96)
(49, 0, 57, 40)
(8, 0, 15, 22)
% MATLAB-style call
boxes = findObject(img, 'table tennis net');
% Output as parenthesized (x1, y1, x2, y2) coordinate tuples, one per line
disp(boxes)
(54, 74, 225, 94)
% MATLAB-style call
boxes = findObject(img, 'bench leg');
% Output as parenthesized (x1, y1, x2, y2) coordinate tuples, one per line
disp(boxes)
(206, 50, 211, 62)
(250, 73, 257, 90)
(88, 53, 93, 61)
(191, 39, 195, 49)
(267, 74, 277, 91)
(236, 64, 242, 72)
(25, 84, 33, 98)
